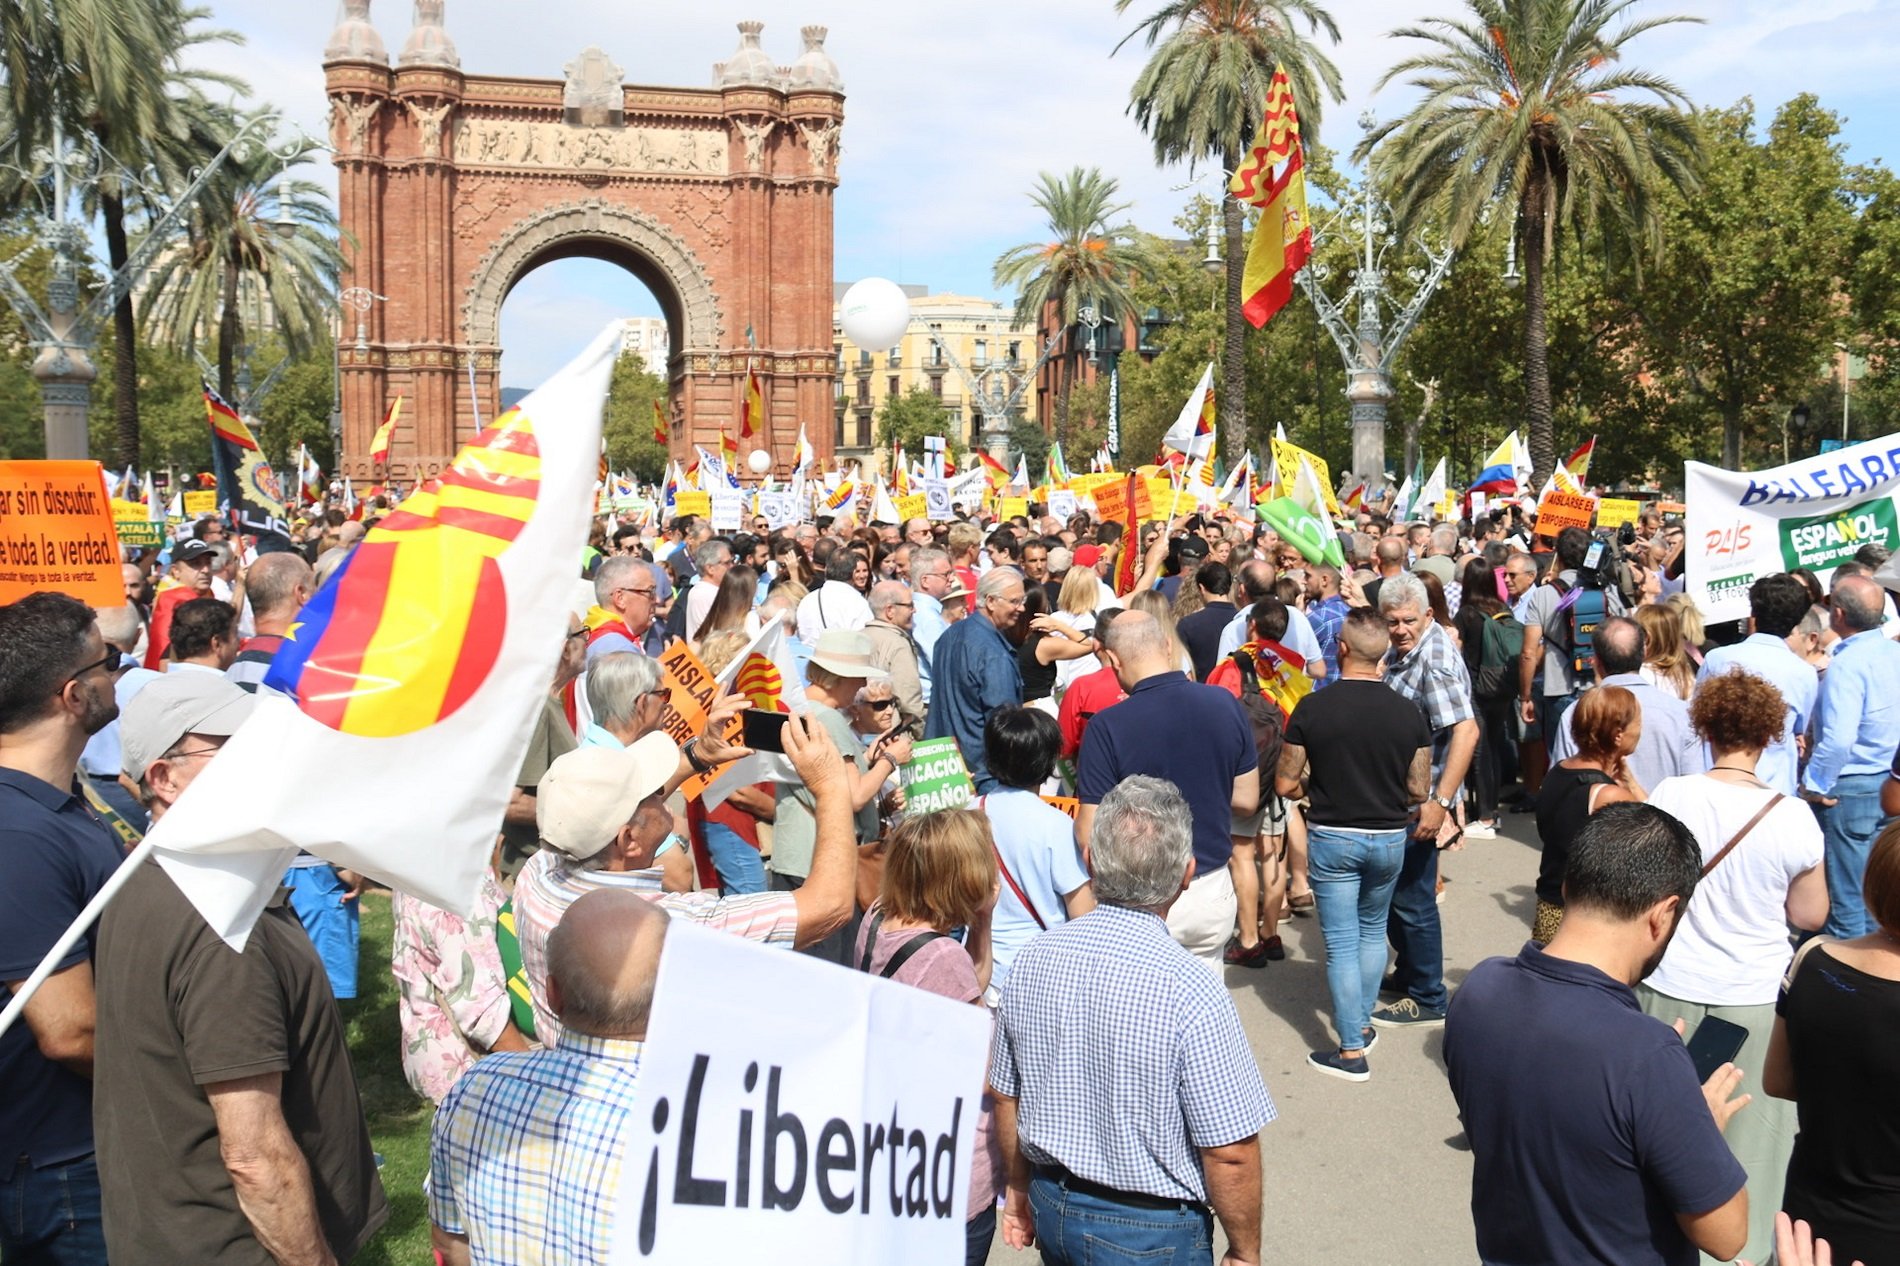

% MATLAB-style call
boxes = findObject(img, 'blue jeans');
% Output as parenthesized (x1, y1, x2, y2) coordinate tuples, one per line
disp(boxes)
(1308, 826, 1407, 1049)
(0, 1154, 107, 1265)
(1538, 691, 1576, 746)
(1817, 774, 1888, 938)
(702, 821, 766, 895)
(284, 864, 360, 999)
(1385, 831, 1447, 1012)
(1029, 1171, 1213, 1265)
(965, 1205, 997, 1266)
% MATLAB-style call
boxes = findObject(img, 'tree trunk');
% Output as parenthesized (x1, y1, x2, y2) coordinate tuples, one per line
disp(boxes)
(1520, 170, 1555, 492)
(101, 193, 141, 470)
(1722, 397, 1744, 469)
(217, 254, 241, 401)
(1222, 155, 1247, 468)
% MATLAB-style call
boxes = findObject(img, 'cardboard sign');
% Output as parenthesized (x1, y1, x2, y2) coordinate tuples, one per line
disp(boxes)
(899, 737, 975, 814)
(921, 478, 953, 523)
(1068, 472, 1120, 495)
(1091, 478, 1128, 525)
(710, 490, 744, 532)
(895, 492, 928, 524)
(1596, 498, 1642, 529)
(1534, 490, 1598, 538)
(182, 489, 217, 516)
(1039, 795, 1080, 819)
(673, 490, 713, 520)
(611, 921, 990, 1263)
(1047, 490, 1077, 522)
(758, 491, 795, 531)
(655, 639, 741, 800)
(0, 461, 124, 606)
(1271, 438, 1340, 517)
(997, 497, 1028, 521)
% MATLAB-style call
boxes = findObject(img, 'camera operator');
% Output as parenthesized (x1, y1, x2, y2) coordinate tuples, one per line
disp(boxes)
(1518, 527, 1627, 748)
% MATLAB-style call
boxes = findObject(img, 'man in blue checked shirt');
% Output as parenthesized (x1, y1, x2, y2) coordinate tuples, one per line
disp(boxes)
(1801, 573, 1900, 937)
(990, 777, 1274, 1266)
(430, 888, 668, 1266)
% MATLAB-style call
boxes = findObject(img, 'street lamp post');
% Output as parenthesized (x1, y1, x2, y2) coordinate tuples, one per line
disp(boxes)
(1835, 340, 1852, 442)
(333, 286, 386, 457)
(930, 330, 1066, 461)
(0, 111, 307, 459)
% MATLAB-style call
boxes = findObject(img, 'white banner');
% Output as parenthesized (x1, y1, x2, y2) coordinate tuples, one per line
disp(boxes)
(610, 922, 990, 1263)
(1686, 434, 1900, 623)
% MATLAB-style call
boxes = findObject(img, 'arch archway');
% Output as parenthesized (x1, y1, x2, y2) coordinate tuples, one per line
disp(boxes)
(323, 21, 842, 481)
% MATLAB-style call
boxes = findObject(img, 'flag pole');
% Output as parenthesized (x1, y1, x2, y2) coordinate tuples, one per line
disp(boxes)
(0, 834, 159, 1041)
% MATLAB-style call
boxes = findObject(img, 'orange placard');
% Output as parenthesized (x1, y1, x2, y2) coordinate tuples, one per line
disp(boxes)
(1535, 490, 1598, 539)
(1091, 478, 1127, 524)
(0, 460, 124, 606)
(1040, 795, 1080, 819)
(653, 639, 741, 799)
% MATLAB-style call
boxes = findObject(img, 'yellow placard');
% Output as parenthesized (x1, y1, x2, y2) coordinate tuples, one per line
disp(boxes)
(1436, 491, 1459, 518)
(1596, 498, 1641, 529)
(896, 492, 928, 523)
(672, 490, 712, 519)
(998, 497, 1028, 521)
(1069, 472, 1120, 495)
(0, 460, 124, 606)
(1271, 438, 1339, 517)
(182, 489, 217, 516)
(109, 497, 149, 522)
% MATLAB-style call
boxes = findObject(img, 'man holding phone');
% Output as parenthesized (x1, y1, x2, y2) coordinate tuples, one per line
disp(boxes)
(1446, 803, 1751, 1266)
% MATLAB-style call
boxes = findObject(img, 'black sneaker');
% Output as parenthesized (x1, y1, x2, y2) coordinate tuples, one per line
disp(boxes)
(1307, 1049, 1370, 1082)
(1223, 936, 1271, 969)
(1262, 935, 1285, 961)
(1358, 1026, 1379, 1053)
(1371, 997, 1447, 1029)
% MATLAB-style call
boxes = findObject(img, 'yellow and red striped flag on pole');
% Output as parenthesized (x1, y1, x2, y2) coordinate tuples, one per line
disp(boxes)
(740, 367, 764, 439)
(369, 396, 402, 465)
(652, 399, 668, 445)
(1230, 67, 1312, 328)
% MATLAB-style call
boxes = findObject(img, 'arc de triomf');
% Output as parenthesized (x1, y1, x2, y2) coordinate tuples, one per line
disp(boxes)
(322, 4, 843, 479)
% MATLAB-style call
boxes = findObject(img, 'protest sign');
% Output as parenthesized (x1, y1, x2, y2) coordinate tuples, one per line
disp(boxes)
(997, 496, 1028, 521)
(1687, 434, 1900, 623)
(710, 490, 744, 532)
(1091, 478, 1128, 525)
(899, 738, 974, 814)
(610, 920, 990, 1264)
(1040, 795, 1080, 818)
(182, 489, 217, 517)
(895, 492, 928, 523)
(1047, 489, 1077, 521)
(0, 461, 123, 606)
(673, 490, 712, 520)
(1271, 438, 1340, 517)
(1068, 472, 1120, 496)
(655, 640, 740, 799)
(1534, 490, 1597, 538)
(1596, 498, 1641, 529)
(921, 478, 953, 522)
(757, 491, 794, 531)
(109, 498, 166, 548)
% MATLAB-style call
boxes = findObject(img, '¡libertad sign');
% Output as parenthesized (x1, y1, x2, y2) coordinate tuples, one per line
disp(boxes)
(610, 922, 989, 1263)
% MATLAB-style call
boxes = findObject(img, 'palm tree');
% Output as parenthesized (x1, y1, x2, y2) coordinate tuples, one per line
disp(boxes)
(1117, 0, 1342, 462)
(992, 167, 1147, 426)
(1356, 0, 1702, 485)
(140, 127, 343, 404)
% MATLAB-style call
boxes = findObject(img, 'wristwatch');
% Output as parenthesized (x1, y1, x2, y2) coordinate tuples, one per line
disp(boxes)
(1431, 794, 1456, 811)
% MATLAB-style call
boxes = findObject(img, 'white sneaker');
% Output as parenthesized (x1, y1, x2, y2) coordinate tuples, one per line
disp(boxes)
(1462, 820, 1498, 840)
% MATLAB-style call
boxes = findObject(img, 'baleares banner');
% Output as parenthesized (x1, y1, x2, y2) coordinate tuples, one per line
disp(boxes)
(1686, 433, 1900, 624)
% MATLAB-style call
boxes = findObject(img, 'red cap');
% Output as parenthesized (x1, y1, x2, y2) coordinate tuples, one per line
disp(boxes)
(1073, 544, 1103, 569)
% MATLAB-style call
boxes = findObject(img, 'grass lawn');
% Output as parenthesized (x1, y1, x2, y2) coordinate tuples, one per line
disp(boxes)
(341, 889, 434, 1264)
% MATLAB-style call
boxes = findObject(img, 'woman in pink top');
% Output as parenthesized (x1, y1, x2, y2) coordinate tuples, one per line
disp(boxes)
(855, 809, 1002, 1266)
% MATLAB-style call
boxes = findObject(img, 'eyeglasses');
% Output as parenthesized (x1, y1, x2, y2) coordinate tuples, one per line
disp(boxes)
(639, 687, 670, 705)
(162, 746, 224, 763)
(612, 586, 656, 599)
(64, 647, 123, 685)
(566, 628, 589, 642)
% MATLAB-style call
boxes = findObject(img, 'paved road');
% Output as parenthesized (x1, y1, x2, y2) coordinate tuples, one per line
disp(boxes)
(989, 811, 1546, 1264)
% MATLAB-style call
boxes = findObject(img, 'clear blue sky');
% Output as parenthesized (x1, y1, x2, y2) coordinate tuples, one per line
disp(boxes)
(200, 0, 1898, 387)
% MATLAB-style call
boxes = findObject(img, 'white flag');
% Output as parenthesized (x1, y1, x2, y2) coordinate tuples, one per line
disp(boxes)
(1162, 363, 1216, 461)
(143, 326, 620, 948)
(1417, 456, 1448, 519)
(700, 616, 808, 808)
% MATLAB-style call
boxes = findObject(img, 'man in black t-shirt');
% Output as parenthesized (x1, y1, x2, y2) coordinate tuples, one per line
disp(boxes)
(1277, 608, 1432, 1082)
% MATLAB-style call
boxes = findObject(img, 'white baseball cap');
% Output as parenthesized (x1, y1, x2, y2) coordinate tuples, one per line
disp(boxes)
(119, 673, 256, 780)
(535, 732, 679, 860)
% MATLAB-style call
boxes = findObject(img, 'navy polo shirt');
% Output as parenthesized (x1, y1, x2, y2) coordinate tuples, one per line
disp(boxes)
(1076, 672, 1257, 876)
(0, 767, 126, 1179)
(1445, 943, 1746, 1266)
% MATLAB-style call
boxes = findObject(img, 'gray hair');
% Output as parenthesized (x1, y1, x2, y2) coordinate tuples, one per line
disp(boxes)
(585, 651, 663, 729)
(207, 542, 236, 571)
(1832, 573, 1886, 633)
(94, 604, 143, 652)
(593, 554, 647, 605)
(868, 579, 911, 617)
(313, 546, 352, 589)
(909, 545, 950, 587)
(245, 552, 313, 618)
(1430, 525, 1458, 556)
(975, 566, 1023, 602)
(1377, 571, 1430, 616)
(692, 537, 732, 570)
(1101, 608, 1167, 660)
(1089, 776, 1193, 908)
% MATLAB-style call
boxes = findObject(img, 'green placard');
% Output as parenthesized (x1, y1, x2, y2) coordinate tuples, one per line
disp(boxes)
(1779, 496, 1898, 573)
(899, 737, 975, 815)
(114, 520, 166, 547)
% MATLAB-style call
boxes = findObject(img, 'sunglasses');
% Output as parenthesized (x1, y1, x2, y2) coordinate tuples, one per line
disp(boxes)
(865, 698, 898, 711)
(66, 647, 123, 685)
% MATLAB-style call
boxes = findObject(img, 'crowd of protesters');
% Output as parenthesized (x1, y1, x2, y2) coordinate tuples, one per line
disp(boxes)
(5, 479, 1900, 1266)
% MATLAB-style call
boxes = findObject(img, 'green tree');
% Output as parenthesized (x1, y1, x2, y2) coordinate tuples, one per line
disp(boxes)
(1117, 0, 1343, 463)
(1358, 0, 1702, 486)
(600, 352, 669, 481)
(1846, 163, 1900, 439)
(876, 387, 951, 456)
(992, 167, 1148, 417)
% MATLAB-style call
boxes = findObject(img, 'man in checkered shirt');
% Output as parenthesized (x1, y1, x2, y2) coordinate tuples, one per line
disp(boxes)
(429, 888, 665, 1265)
(1371, 572, 1478, 1031)
(989, 776, 1275, 1266)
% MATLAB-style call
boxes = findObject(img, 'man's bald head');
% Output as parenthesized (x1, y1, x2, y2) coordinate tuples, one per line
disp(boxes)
(245, 552, 314, 620)
(1593, 615, 1646, 677)
(545, 889, 670, 1040)
(1832, 573, 1887, 634)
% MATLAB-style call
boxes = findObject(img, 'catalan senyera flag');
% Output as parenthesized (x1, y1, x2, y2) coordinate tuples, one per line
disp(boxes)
(369, 396, 401, 465)
(147, 324, 620, 950)
(740, 367, 764, 439)
(893, 449, 911, 497)
(1232, 66, 1312, 328)
(652, 399, 668, 446)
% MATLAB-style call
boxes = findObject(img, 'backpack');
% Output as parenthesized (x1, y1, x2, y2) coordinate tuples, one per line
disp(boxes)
(1474, 611, 1526, 700)
(1227, 649, 1287, 776)
(1542, 578, 1608, 679)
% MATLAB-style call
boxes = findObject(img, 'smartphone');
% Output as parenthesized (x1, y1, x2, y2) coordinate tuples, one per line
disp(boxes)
(741, 708, 790, 754)
(1685, 1016, 1749, 1083)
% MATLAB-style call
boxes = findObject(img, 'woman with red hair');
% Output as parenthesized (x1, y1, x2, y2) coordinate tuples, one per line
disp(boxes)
(1531, 685, 1644, 943)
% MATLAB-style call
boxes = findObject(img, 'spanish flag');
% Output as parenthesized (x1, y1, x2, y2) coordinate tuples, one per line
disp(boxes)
(370, 396, 402, 465)
(1562, 436, 1596, 485)
(719, 425, 739, 468)
(977, 450, 1009, 489)
(203, 385, 259, 450)
(740, 368, 764, 439)
(1110, 472, 1141, 597)
(652, 399, 668, 446)
(1231, 67, 1312, 328)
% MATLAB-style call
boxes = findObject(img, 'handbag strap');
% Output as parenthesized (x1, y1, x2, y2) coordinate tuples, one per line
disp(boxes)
(856, 905, 948, 978)
(1702, 792, 1783, 878)
(978, 795, 1047, 931)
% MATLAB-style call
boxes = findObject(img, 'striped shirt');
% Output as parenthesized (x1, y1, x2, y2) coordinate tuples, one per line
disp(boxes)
(513, 849, 797, 1045)
(989, 904, 1275, 1202)
(428, 1033, 642, 1265)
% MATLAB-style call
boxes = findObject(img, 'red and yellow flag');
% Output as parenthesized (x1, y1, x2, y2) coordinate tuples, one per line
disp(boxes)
(719, 426, 738, 466)
(1231, 67, 1312, 328)
(203, 386, 259, 451)
(652, 399, 668, 446)
(740, 368, 764, 439)
(1111, 472, 1141, 597)
(370, 396, 402, 465)
(977, 450, 1009, 488)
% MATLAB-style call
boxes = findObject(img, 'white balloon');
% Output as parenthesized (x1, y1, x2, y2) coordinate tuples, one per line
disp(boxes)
(838, 277, 911, 351)
(746, 449, 773, 475)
